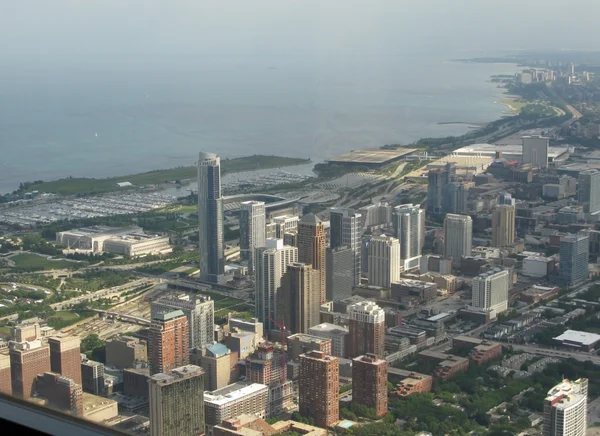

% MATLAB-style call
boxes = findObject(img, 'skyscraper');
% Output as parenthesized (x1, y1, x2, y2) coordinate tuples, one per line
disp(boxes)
(329, 208, 362, 287)
(427, 162, 455, 214)
(81, 357, 105, 396)
(10, 340, 50, 399)
(149, 310, 189, 375)
(443, 214, 472, 267)
(559, 234, 590, 286)
(48, 336, 82, 386)
(149, 365, 205, 436)
(297, 214, 327, 304)
(522, 135, 549, 168)
(543, 378, 587, 436)
(299, 351, 339, 428)
(352, 354, 388, 417)
(491, 205, 516, 248)
(0, 352, 11, 395)
(498, 192, 516, 206)
(151, 293, 214, 351)
(368, 235, 401, 287)
(326, 246, 354, 301)
(198, 152, 224, 283)
(578, 169, 600, 215)
(239, 201, 266, 273)
(471, 268, 510, 320)
(347, 301, 385, 358)
(393, 204, 425, 271)
(277, 262, 321, 334)
(255, 238, 298, 332)
(442, 182, 469, 215)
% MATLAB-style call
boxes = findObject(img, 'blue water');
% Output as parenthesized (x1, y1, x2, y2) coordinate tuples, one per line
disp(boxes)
(0, 54, 517, 194)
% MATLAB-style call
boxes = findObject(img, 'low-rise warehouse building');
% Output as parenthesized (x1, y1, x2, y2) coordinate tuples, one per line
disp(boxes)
(553, 330, 600, 351)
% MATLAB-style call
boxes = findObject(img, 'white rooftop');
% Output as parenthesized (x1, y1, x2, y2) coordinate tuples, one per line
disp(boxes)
(204, 383, 268, 406)
(554, 330, 600, 346)
(453, 143, 568, 159)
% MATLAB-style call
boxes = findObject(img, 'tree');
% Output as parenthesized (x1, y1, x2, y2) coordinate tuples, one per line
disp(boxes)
(81, 334, 104, 353)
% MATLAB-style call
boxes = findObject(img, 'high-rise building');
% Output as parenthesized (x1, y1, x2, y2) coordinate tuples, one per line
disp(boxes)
(559, 234, 590, 286)
(200, 343, 233, 391)
(48, 336, 82, 385)
(443, 214, 472, 267)
(255, 238, 298, 332)
(393, 204, 425, 271)
(309, 323, 349, 358)
(471, 268, 510, 320)
(522, 135, 549, 168)
(12, 323, 41, 342)
(498, 192, 516, 206)
(149, 365, 205, 436)
(240, 201, 266, 273)
(105, 335, 147, 369)
(347, 301, 385, 358)
(297, 214, 327, 304)
(442, 182, 469, 215)
(491, 205, 516, 248)
(10, 340, 50, 399)
(543, 378, 587, 436)
(578, 169, 600, 215)
(198, 152, 225, 283)
(151, 293, 214, 351)
(299, 351, 339, 428)
(427, 163, 455, 214)
(270, 215, 300, 238)
(204, 382, 269, 433)
(149, 310, 189, 375)
(368, 235, 401, 287)
(277, 263, 321, 334)
(0, 352, 11, 395)
(352, 354, 388, 417)
(358, 202, 392, 230)
(329, 208, 362, 287)
(35, 372, 83, 417)
(326, 246, 354, 301)
(81, 356, 105, 396)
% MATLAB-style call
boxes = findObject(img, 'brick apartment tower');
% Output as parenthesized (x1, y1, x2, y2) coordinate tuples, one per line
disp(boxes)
(352, 354, 388, 417)
(297, 214, 327, 304)
(149, 310, 189, 375)
(347, 301, 386, 358)
(36, 372, 84, 416)
(48, 336, 82, 385)
(299, 350, 339, 428)
(0, 352, 12, 395)
(10, 341, 51, 399)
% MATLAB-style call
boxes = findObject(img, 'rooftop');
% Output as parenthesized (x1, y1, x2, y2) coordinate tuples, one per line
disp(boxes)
(204, 382, 268, 406)
(554, 330, 600, 346)
(82, 393, 117, 413)
(309, 323, 349, 335)
(206, 343, 231, 357)
(287, 333, 331, 345)
(152, 309, 185, 322)
(453, 143, 568, 158)
(328, 148, 415, 164)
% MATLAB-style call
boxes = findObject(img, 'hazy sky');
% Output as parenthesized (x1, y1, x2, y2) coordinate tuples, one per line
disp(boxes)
(2, 0, 599, 58)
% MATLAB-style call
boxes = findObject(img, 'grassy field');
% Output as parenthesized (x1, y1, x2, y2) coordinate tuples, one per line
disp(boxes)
(499, 99, 529, 114)
(21, 155, 311, 196)
(11, 253, 79, 271)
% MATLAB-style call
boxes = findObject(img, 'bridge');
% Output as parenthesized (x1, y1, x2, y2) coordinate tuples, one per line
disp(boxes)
(92, 309, 151, 326)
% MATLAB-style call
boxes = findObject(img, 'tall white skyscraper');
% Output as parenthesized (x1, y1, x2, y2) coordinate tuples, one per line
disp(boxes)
(543, 378, 588, 436)
(368, 235, 400, 288)
(197, 152, 224, 283)
(240, 201, 266, 273)
(393, 204, 425, 271)
(443, 214, 472, 267)
(255, 239, 298, 332)
(471, 268, 510, 320)
(329, 208, 362, 286)
(578, 169, 600, 215)
(522, 135, 549, 168)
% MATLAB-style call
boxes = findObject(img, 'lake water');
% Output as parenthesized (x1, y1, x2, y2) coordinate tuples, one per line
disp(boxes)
(0, 53, 518, 194)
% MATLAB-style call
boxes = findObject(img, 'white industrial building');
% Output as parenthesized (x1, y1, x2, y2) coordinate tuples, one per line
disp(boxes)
(452, 142, 568, 164)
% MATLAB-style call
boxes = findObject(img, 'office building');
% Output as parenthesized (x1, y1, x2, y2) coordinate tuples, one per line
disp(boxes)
(443, 182, 468, 215)
(299, 351, 339, 428)
(559, 234, 590, 286)
(35, 372, 83, 417)
(198, 152, 225, 283)
(287, 334, 332, 361)
(0, 352, 11, 395)
(522, 135, 549, 168)
(297, 214, 327, 304)
(48, 336, 82, 386)
(149, 365, 205, 436)
(10, 340, 50, 399)
(201, 343, 233, 391)
(358, 202, 392, 229)
(204, 382, 269, 434)
(352, 354, 387, 417)
(239, 201, 266, 273)
(543, 378, 587, 436)
(329, 208, 362, 287)
(309, 323, 349, 358)
(255, 238, 298, 332)
(498, 192, 516, 206)
(443, 214, 472, 267)
(491, 205, 516, 248)
(277, 262, 321, 334)
(368, 235, 401, 287)
(12, 323, 41, 343)
(149, 310, 189, 375)
(151, 293, 214, 350)
(81, 357, 105, 396)
(393, 204, 425, 271)
(578, 169, 600, 215)
(427, 163, 456, 214)
(326, 246, 354, 301)
(471, 268, 510, 320)
(269, 215, 300, 238)
(105, 335, 147, 369)
(348, 301, 385, 358)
